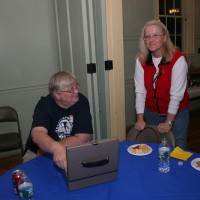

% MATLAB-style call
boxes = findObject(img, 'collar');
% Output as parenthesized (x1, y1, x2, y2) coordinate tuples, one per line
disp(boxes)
(146, 52, 169, 66)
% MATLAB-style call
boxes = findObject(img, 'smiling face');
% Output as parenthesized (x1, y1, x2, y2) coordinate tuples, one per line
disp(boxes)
(144, 25, 166, 58)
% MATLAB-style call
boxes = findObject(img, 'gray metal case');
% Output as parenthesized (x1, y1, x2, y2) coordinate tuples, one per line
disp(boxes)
(64, 138, 119, 191)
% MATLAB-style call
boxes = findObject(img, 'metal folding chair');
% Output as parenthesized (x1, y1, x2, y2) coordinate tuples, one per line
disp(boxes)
(0, 106, 24, 155)
(126, 125, 175, 146)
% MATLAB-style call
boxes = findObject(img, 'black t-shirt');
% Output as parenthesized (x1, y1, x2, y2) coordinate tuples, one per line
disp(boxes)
(25, 93, 93, 153)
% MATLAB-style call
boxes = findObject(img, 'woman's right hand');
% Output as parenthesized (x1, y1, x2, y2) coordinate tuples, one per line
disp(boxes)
(135, 113, 146, 130)
(135, 120, 146, 131)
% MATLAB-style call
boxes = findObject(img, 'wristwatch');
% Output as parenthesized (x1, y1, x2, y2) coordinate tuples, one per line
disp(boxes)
(165, 120, 173, 126)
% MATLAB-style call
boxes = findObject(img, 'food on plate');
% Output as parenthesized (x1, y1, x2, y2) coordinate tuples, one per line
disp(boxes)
(196, 160, 200, 168)
(130, 144, 149, 154)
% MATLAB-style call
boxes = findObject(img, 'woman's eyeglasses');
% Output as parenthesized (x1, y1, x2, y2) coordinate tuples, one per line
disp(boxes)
(61, 83, 80, 94)
(144, 34, 164, 41)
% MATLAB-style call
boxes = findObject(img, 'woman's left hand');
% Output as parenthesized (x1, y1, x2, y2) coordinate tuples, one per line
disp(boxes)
(157, 122, 172, 133)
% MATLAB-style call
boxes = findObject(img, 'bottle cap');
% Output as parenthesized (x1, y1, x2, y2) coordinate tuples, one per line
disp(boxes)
(178, 161, 183, 166)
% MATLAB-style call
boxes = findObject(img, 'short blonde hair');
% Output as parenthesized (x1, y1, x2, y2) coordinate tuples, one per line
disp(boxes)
(49, 71, 77, 96)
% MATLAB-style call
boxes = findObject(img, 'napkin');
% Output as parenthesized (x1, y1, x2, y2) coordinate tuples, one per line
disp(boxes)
(170, 146, 193, 161)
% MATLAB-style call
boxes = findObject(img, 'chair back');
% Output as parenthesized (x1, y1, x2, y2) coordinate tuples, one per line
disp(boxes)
(0, 106, 18, 122)
(0, 106, 24, 155)
(126, 125, 175, 147)
(135, 126, 160, 143)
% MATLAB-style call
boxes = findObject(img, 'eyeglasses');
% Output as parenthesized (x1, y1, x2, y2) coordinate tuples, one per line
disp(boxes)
(144, 34, 164, 41)
(60, 83, 80, 94)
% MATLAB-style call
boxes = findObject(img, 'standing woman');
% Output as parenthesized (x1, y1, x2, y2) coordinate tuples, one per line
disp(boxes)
(134, 20, 190, 149)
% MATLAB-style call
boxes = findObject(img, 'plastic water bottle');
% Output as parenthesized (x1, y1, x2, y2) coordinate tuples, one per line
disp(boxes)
(158, 138, 170, 173)
(18, 172, 34, 200)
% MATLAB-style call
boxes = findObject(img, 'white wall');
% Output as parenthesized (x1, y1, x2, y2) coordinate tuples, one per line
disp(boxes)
(0, 0, 60, 145)
(123, 0, 155, 129)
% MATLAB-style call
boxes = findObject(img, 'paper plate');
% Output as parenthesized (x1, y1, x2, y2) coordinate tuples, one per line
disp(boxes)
(191, 158, 200, 171)
(127, 144, 152, 156)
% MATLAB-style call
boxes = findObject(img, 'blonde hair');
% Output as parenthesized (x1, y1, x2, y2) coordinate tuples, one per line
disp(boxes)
(49, 71, 77, 96)
(137, 20, 178, 64)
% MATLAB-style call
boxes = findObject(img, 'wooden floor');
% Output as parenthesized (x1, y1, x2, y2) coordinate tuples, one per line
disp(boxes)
(0, 154, 23, 176)
(0, 109, 200, 176)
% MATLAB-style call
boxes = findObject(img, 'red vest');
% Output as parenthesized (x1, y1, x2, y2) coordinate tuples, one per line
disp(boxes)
(142, 50, 190, 114)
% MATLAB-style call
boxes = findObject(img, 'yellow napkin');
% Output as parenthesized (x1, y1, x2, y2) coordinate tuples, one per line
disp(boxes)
(170, 146, 193, 161)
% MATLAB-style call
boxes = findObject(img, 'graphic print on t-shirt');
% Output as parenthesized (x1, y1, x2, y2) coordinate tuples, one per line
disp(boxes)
(55, 115, 74, 140)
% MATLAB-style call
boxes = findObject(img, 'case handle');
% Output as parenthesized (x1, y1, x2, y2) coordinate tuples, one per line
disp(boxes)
(81, 156, 109, 168)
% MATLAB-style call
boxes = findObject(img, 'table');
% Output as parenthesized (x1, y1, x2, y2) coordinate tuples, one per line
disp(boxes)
(188, 86, 200, 101)
(1, 142, 200, 200)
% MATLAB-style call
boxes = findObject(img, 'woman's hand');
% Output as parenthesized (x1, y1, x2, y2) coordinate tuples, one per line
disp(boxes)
(135, 120, 146, 131)
(157, 122, 172, 133)
(135, 113, 146, 131)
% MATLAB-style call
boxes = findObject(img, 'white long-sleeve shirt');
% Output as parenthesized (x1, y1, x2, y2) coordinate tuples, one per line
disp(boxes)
(134, 56, 188, 115)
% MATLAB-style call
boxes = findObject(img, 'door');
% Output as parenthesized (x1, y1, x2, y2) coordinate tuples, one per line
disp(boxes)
(55, 0, 111, 140)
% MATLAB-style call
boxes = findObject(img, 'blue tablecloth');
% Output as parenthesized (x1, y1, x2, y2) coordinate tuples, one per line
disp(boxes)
(1, 142, 200, 200)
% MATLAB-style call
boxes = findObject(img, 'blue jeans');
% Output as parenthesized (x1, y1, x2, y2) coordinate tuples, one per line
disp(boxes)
(144, 108, 189, 149)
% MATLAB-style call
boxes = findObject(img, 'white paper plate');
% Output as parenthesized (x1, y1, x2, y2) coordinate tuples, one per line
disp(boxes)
(191, 158, 200, 171)
(127, 144, 152, 156)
